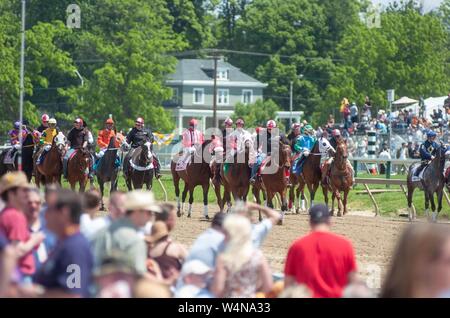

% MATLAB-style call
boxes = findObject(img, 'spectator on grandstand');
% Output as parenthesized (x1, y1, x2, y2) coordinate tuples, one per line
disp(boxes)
(33, 189, 94, 297)
(284, 204, 359, 298)
(211, 214, 273, 298)
(381, 223, 450, 298)
(0, 172, 44, 284)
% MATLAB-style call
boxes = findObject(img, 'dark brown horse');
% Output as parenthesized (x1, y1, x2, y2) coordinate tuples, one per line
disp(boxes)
(171, 140, 212, 219)
(67, 147, 91, 192)
(96, 136, 121, 209)
(0, 132, 36, 181)
(35, 132, 66, 187)
(220, 139, 253, 207)
(253, 141, 291, 224)
(323, 140, 353, 216)
(124, 142, 154, 191)
(289, 141, 322, 213)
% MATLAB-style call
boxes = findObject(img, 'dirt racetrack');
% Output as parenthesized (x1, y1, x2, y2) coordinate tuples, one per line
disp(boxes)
(170, 203, 414, 286)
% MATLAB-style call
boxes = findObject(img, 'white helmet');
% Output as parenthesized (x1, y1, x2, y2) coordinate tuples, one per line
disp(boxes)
(48, 118, 57, 125)
(266, 120, 277, 129)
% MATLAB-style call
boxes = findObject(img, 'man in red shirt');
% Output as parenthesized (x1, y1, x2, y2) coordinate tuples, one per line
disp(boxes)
(0, 171, 44, 283)
(284, 204, 358, 298)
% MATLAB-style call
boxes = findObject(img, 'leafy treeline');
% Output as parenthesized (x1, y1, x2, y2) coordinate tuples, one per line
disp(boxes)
(0, 0, 449, 135)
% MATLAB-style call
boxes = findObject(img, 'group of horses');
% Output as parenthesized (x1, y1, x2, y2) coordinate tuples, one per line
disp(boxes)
(170, 137, 353, 224)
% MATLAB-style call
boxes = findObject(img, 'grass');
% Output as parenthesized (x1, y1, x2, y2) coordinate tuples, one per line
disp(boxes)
(60, 172, 450, 219)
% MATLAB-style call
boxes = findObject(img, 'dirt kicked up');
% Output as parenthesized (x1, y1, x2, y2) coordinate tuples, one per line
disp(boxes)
(170, 203, 419, 287)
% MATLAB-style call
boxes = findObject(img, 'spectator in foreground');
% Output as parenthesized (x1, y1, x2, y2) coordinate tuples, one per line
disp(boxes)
(92, 190, 161, 275)
(284, 204, 358, 298)
(80, 189, 103, 241)
(0, 233, 16, 297)
(175, 260, 214, 298)
(155, 203, 177, 232)
(380, 223, 450, 298)
(185, 212, 226, 269)
(34, 189, 94, 297)
(211, 214, 273, 298)
(0, 172, 44, 284)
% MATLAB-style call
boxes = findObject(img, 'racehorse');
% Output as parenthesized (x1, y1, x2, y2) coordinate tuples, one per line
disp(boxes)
(96, 136, 121, 209)
(0, 132, 36, 181)
(220, 139, 253, 207)
(322, 139, 353, 217)
(407, 143, 447, 222)
(124, 142, 154, 191)
(253, 140, 291, 224)
(34, 132, 66, 187)
(289, 141, 322, 213)
(171, 140, 213, 219)
(67, 147, 91, 192)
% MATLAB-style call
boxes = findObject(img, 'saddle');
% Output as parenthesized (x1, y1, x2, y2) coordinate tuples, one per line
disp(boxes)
(257, 156, 271, 177)
(411, 164, 428, 182)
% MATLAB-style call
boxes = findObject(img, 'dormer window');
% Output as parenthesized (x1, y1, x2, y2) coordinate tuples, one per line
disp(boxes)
(217, 68, 229, 80)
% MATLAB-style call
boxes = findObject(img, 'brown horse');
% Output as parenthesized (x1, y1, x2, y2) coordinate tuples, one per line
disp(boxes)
(67, 147, 91, 192)
(0, 132, 36, 181)
(289, 141, 322, 213)
(35, 132, 66, 187)
(323, 140, 353, 216)
(124, 142, 154, 191)
(171, 140, 212, 219)
(220, 139, 253, 207)
(253, 141, 291, 224)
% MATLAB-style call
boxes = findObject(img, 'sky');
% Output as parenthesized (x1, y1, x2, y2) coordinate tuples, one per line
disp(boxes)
(371, 0, 444, 12)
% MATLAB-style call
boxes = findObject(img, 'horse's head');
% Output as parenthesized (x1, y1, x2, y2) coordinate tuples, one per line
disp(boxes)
(336, 140, 349, 164)
(108, 136, 117, 149)
(140, 142, 152, 165)
(280, 141, 292, 167)
(53, 132, 67, 155)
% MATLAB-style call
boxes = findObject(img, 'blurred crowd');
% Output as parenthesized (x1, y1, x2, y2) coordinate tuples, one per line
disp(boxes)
(1, 170, 450, 298)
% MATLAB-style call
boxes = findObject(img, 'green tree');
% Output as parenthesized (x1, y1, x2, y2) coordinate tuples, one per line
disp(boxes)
(232, 99, 283, 130)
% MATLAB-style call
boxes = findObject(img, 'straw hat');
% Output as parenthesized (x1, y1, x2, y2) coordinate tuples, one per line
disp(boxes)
(123, 190, 161, 213)
(145, 221, 169, 244)
(0, 171, 32, 195)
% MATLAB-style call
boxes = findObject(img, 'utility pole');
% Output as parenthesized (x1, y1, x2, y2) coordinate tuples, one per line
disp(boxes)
(18, 0, 26, 171)
(212, 54, 219, 129)
(289, 81, 293, 127)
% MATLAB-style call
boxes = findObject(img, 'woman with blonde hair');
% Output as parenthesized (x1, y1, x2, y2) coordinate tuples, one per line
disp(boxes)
(211, 214, 273, 298)
(381, 223, 450, 298)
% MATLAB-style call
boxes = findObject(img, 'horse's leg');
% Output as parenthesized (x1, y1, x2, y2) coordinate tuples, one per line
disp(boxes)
(213, 180, 224, 213)
(335, 191, 343, 217)
(424, 191, 430, 220)
(279, 190, 287, 225)
(343, 189, 349, 215)
(173, 174, 182, 216)
(436, 186, 444, 222)
(266, 191, 274, 209)
(187, 187, 194, 218)
(295, 186, 301, 214)
(99, 180, 105, 210)
(224, 189, 232, 213)
(407, 185, 415, 222)
(79, 179, 87, 193)
(308, 182, 319, 208)
(322, 185, 329, 209)
(181, 183, 188, 215)
(331, 191, 336, 216)
(429, 190, 437, 223)
(202, 183, 209, 219)
(252, 186, 262, 221)
(289, 183, 295, 212)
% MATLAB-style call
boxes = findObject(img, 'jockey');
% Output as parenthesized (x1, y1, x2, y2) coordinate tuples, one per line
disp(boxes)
(287, 122, 301, 153)
(63, 118, 89, 178)
(125, 117, 161, 179)
(414, 130, 439, 178)
(37, 114, 50, 133)
(37, 118, 59, 165)
(329, 129, 342, 150)
(97, 117, 120, 157)
(292, 124, 316, 176)
(322, 129, 355, 184)
(180, 118, 204, 165)
(222, 117, 233, 156)
(250, 120, 289, 184)
(7, 121, 27, 158)
(317, 129, 335, 164)
(228, 118, 253, 158)
(209, 134, 224, 183)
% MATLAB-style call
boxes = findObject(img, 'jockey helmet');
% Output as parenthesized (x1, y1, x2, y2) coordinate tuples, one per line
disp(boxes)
(292, 123, 301, 130)
(41, 114, 49, 123)
(135, 117, 144, 125)
(332, 129, 341, 137)
(236, 118, 244, 127)
(224, 118, 233, 126)
(74, 118, 83, 126)
(14, 121, 21, 129)
(427, 130, 437, 139)
(266, 120, 277, 129)
(48, 118, 57, 125)
(189, 118, 198, 127)
(303, 124, 314, 135)
(105, 118, 114, 125)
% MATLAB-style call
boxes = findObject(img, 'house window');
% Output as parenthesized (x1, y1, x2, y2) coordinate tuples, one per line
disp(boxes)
(171, 88, 179, 103)
(193, 88, 204, 104)
(242, 89, 253, 104)
(217, 89, 229, 105)
(217, 68, 229, 80)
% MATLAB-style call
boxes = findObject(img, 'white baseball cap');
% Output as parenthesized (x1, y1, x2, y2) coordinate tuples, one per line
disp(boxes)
(181, 260, 212, 276)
